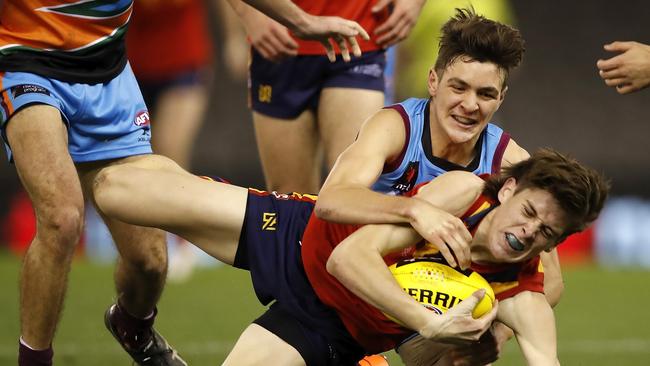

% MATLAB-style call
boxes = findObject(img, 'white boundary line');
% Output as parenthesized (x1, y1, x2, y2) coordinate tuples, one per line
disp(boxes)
(1, 338, 650, 357)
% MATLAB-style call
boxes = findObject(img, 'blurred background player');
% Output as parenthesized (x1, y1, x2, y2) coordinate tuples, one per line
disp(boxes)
(228, 0, 426, 194)
(0, 0, 371, 365)
(597, 41, 650, 94)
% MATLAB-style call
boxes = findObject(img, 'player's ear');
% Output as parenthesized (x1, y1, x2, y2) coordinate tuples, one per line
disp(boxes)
(495, 86, 508, 111)
(427, 67, 440, 96)
(497, 177, 517, 203)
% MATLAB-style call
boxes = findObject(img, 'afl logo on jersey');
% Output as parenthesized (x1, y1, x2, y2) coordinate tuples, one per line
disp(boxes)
(134, 110, 150, 127)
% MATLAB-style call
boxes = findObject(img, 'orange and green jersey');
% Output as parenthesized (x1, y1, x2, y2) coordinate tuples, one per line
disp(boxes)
(0, 0, 133, 83)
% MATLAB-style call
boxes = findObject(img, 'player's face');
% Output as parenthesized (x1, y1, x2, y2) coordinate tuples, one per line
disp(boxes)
(428, 57, 506, 145)
(485, 179, 566, 263)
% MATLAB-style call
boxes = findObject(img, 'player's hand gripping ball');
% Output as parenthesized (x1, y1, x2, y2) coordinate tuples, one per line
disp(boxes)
(388, 257, 495, 323)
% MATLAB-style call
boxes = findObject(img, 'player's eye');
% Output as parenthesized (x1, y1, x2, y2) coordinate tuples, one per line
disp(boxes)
(522, 207, 533, 217)
(450, 84, 464, 92)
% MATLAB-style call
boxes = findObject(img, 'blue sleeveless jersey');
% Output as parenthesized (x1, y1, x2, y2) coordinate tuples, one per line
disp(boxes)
(372, 98, 510, 195)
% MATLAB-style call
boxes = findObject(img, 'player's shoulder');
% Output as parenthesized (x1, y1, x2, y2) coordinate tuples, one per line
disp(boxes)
(415, 172, 484, 215)
(501, 138, 530, 167)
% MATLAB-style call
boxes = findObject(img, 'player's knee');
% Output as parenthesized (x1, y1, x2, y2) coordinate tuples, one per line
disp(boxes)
(93, 165, 132, 214)
(35, 204, 84, 256)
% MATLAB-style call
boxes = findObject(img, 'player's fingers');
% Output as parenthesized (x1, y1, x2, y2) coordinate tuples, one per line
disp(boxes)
(444, 234, 470, 270)
(335, 35, 351, 62)
(598, 68, 624, 80)
(347, 20, 370, 41)
(252, 43, 274, 61)
(346, 35, 362, 58)
(616, 83, 638, 94)
(453, 289, 485, 315)
(596, 57, 621, 71)
(371, 0, 392, 13)
(320, 38, 336, 62)
(266, 32, 298, 60)
(431, 238, 457, 268)
(604, 41, 634, 52)
(604, 77, 627, 87)
(477, 299, 499, 325)
(374, 13, 399, 36)
(274, 28, 299, 50)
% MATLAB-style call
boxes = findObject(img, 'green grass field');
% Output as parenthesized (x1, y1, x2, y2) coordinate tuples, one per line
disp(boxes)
(1, 253, 649, 365)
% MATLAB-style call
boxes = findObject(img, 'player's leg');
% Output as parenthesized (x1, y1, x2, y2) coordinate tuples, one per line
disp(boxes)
(223, 324, 305, 366)
(249, 50, 324, 193)
(318, 87, 384, 169)
(92, 160, 247, 264)
(149, 76, 208, 169)
(5, 105, 84, 358)
(253, 110, 321, 193)
(318, 50, 386, 170)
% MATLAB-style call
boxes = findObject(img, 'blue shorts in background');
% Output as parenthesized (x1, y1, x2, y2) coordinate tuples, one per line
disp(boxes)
(0, 63, 152, 163)
(249, 50, 386, 119)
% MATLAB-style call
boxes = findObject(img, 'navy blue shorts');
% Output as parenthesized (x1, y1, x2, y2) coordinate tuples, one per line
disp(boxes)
(249, 50, 386, 119)
(234, 190, 364, 365)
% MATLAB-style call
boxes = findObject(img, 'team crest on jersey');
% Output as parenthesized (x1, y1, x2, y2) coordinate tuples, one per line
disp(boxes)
(134, 111, 150, 127)
(391, 161, 419, 193)
(37, 0, 132, 19)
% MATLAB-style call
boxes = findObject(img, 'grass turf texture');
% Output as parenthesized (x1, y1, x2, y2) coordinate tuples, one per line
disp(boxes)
(1, 253, 649, 365)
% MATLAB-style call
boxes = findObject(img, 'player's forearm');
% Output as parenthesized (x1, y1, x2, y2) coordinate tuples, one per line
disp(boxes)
(315, 185, 420, 225)
(541, 250, 564, 307)
(327, 225, 435, 333)
(237, 0, 309, 33)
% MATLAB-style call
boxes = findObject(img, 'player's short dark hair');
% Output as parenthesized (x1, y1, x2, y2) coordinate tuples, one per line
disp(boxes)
(435, 7, 525, 88)
(483, 149, 610, 240)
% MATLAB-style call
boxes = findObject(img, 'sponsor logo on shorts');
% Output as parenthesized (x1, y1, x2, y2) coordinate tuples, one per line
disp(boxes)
(137, 127, 150, 142)
(134, 110, 150, 127)
(262, 212, 277, 231)
(350, 64, 383, 78)
(258, 85, 272, 103)
(11, 85, 50, 98)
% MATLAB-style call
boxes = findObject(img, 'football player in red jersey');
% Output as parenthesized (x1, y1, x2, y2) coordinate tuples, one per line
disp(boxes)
(91, 149, 608, 365)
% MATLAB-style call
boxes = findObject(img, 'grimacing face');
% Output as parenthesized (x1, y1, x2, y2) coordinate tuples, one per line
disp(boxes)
(427, 57, 506, 146)
(477, 178, 568, 264)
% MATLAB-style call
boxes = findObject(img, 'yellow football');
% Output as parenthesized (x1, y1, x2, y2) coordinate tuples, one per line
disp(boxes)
(388, 257, 495, 320)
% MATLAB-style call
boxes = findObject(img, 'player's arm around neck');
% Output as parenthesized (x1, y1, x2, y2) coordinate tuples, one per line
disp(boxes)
(327, 172, 493, 339)
(497, 291, 560, 366)
(316, 109, 418, 225)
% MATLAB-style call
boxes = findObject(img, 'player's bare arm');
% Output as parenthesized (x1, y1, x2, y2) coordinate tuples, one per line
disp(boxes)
(317, 108, 407, 222)
(317, 111, 475, 268)
(231, 0, 370, 62)
(497, 291, 560, 366)
(327, 172, 496, 339)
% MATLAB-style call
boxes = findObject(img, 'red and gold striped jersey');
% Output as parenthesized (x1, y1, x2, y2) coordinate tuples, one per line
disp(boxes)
(301, 191, 544, 353)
